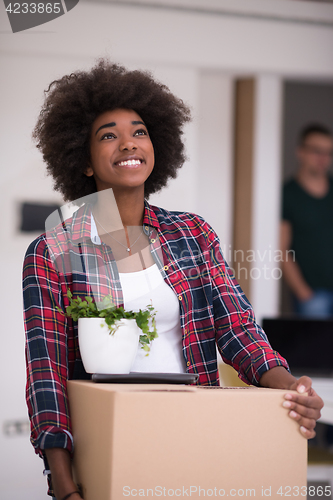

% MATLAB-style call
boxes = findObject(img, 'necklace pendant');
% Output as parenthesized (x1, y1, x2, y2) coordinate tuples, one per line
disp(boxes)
(127, 248, 130, 252)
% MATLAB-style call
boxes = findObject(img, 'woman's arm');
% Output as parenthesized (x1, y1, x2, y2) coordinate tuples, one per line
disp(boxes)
(202, 219, 323, 438)
(44, 448, 82, 500)
(205, 224, 289, 386)
(23, 236, 76, 495)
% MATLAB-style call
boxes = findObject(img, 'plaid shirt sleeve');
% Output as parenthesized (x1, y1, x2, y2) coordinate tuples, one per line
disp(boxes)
(23, 235, 74, 460)
(202, 218, 289, 386)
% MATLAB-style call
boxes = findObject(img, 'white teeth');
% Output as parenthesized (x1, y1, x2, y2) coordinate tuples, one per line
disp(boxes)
(117, 159, 141, 166)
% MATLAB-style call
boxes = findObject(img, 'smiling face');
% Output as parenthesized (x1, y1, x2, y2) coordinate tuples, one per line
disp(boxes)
(86, 108, 155, 194)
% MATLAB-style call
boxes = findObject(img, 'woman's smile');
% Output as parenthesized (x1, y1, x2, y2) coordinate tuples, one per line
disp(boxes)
(114, 155, 143, 168)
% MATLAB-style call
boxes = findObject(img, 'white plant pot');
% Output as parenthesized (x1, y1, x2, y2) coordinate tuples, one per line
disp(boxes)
(78, 317, 141, 374)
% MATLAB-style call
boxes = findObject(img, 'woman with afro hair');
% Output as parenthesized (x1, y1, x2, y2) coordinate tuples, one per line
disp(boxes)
(23, 60, 323, 500)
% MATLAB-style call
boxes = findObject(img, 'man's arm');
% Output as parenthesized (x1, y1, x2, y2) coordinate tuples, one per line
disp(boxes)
(259, 367, 323, 439)
(280, 220, 313, 301)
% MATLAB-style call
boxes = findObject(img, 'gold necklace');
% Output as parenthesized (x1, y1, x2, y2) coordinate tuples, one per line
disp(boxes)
(93, 214, 143, 254)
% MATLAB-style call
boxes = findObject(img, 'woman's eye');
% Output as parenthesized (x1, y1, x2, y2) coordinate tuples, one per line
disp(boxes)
(134, 129, 148, 136)
(101, 133, 115, 140)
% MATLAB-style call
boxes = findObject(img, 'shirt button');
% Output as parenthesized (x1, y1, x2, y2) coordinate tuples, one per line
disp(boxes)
(187, 361, 190, 367)
(145, 226, 149, 231)
(178, 295, 182, 301)
(163, 265, 169, 271)
(151, 239, 156, 243)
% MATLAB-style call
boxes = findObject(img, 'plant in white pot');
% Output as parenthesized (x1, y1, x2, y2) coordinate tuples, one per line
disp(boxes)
(57, 290, 157, 374)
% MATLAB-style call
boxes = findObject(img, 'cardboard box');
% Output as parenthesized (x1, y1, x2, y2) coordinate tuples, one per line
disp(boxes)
(67, 381, 307, 500)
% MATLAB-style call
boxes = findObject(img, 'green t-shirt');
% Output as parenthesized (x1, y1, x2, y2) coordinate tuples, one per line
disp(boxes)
(282, 177, 333, 291)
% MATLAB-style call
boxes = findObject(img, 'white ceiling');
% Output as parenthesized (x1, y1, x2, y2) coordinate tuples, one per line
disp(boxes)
(80, 0, 333, 27)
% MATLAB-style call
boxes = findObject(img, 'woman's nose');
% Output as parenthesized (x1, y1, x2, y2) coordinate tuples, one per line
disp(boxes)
(119, 138, 137, 151)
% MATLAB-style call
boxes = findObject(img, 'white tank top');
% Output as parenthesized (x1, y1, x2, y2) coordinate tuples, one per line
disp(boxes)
(118, 264, 186, 373)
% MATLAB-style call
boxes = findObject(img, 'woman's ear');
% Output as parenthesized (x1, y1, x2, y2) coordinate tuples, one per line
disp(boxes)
(85, 165, 94, 177)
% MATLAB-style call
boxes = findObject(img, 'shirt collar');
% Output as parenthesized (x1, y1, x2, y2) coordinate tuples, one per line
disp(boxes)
(70, 203, 93, 242)
(143, 199, 160, 234)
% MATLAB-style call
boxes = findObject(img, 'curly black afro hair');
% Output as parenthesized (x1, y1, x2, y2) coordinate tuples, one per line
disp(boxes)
(33, 59, 192, 202)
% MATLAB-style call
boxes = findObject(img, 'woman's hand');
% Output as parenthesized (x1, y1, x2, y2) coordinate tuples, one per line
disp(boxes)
(283, 376, 324, 439)
(259, 367, 324, 438)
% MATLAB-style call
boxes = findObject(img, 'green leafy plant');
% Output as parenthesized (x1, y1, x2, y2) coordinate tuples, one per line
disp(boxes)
(57, 289, 158, 354)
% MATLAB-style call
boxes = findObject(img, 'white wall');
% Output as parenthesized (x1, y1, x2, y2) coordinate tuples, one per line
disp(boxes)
(196, 73, 234, 250)
(1, 0, 333, 497)
(251, 75, 284, 321)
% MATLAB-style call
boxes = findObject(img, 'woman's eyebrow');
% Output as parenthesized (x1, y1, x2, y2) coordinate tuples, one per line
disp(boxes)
(95, 120, 146, 136)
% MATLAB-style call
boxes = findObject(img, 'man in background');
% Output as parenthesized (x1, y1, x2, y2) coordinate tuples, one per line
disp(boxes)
(281, 124, 333, 317)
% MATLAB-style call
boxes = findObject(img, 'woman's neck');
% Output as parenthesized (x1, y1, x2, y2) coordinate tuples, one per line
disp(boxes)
(93, 187, 145, 230)
(116, 192, 145, 227)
